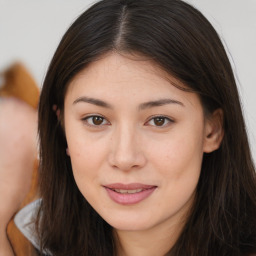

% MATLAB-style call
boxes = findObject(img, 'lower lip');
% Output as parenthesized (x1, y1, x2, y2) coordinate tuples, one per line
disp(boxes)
(104, 187, 156, 205)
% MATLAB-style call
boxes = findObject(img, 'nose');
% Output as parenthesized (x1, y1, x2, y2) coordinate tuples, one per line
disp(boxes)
(108, 125, 146, 171)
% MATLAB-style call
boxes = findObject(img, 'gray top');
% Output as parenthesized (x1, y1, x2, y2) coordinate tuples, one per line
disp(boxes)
(14, 199, 51, 255)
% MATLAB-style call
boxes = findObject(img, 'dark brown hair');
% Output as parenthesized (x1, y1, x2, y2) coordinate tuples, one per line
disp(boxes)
(38, 0, 256, 255)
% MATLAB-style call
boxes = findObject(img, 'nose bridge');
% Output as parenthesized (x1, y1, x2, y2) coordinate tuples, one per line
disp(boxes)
(109, 122, 145, 171)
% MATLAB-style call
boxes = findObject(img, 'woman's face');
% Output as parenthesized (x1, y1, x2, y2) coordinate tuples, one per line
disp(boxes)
(64, 53, 216, 233)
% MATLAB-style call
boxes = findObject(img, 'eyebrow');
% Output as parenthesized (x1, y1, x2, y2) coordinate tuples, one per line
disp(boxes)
(73, 96, 112, 108)
(73, 96, 184, 109)
(138, 98, 184, 110)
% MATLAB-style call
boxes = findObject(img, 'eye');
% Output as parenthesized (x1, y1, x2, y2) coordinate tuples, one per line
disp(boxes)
(82, 115, 109, 126)
(146, 116, 173, 127)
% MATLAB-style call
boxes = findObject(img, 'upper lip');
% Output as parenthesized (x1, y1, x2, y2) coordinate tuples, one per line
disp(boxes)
(103, 183, 157, 190)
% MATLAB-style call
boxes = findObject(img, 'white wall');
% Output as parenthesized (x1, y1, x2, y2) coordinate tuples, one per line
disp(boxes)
(0, 0, 255, 162)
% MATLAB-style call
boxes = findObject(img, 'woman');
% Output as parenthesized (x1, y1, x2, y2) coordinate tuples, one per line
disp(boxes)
(15, 0, 256, 255)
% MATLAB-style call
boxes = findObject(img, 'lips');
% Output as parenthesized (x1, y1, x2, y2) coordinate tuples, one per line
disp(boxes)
(103, 183, 157, 205)
(111, 188, 144, 194)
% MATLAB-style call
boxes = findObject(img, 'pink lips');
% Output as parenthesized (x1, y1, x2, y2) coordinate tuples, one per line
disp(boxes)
(103, 183, 157, 205)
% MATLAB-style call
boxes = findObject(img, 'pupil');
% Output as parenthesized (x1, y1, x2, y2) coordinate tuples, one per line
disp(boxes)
(93, 116, 103, 125)
(154, 117, 164, 126)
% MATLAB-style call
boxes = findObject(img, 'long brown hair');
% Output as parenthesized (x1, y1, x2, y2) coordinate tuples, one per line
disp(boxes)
(38, 0, 256, 255)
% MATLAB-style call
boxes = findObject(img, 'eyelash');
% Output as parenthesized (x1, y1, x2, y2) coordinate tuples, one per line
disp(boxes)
(145, 115, 174, 127)
(82, 115, 174, 128)
(82, 115, 110, 127)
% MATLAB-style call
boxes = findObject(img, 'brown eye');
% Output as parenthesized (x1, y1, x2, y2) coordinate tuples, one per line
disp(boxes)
(92, 116, 104, 125)
(146, 116, 173, 127)
(84, 115, 108, 126)
(153, 117, 165, 126)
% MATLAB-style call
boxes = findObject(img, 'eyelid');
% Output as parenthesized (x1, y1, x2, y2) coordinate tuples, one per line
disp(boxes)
(81, 114, 174, 128)
(145, 115, 174, 127)
(81, 114, 110, 127)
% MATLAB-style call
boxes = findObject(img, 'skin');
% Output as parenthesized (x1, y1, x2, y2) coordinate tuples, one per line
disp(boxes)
(0, 98, 37, 256)
(64, 53, 223, 256)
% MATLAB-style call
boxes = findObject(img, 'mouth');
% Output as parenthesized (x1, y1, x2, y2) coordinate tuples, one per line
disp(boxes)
(103, 183, 157, 205)
(110, 188, 145, 194)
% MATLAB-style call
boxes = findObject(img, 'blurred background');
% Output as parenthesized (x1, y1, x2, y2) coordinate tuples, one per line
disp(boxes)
(0, 0, 255, 162)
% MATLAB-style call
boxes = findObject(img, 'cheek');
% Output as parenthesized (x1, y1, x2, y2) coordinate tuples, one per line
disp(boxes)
(65, 126, 101, 183)
(147, 133, 204, 215)
(68, 137, 106, 177)
(147, 122, 205, 184)
(67, 139, 104, 203)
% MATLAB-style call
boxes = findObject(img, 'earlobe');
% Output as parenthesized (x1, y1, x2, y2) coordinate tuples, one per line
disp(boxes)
(203, 109, 224, 153)
(53, 104, 66, 131)
(53, 104, 61, 120)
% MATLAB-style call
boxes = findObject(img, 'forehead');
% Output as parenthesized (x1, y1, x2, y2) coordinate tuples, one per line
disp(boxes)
(65, 52, 200, 109)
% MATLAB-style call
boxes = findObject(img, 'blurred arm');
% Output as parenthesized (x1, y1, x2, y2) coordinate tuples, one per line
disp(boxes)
(0, 98, 37, 255)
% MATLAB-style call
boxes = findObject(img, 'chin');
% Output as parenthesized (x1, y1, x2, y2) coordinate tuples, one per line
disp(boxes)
(101, 211, 157, 232)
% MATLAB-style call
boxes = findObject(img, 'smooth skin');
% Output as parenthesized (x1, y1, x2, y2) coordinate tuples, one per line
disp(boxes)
(64, 53, 223, 256)
(0, 98, 37, 256)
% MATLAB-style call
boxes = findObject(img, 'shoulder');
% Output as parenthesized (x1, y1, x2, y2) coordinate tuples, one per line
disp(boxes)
(14, 199, 47, 254)
(14, 199, 41, 249)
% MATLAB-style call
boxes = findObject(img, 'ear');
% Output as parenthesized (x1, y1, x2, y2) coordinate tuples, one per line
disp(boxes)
(53, 104, 61, 120)
(203, 108, 224, 153)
